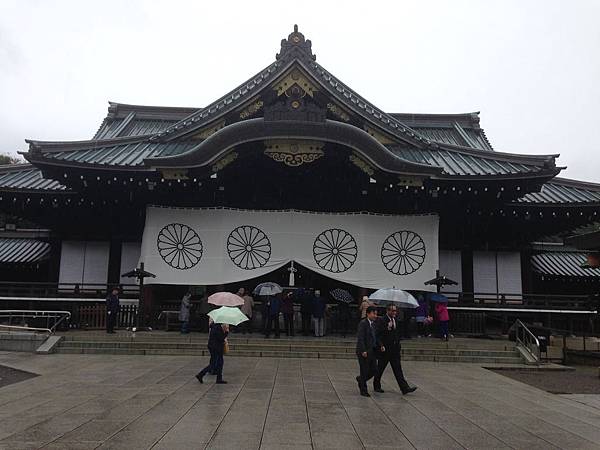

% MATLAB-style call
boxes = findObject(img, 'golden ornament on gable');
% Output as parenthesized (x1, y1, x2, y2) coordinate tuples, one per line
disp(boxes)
(264, 140, 324, 167)
(273, 69, 318, 98)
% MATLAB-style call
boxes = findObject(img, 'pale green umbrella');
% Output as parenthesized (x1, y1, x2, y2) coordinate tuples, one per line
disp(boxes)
(208, 306, 249, 326)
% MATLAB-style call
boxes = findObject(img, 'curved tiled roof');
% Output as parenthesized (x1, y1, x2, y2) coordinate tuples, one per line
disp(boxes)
(517, 179, 600, 204)
(0, 165, 66, 191)
(388, 146, 549, 177)
(0, 238, 51, 264)
(38, 141, 197, 167)
(531, 251, 600, 277)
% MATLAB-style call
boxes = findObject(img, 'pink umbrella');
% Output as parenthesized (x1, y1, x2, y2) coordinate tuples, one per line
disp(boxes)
(208, 292, 244, 307)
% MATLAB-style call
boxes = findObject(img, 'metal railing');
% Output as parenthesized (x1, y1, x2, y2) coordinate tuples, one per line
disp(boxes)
(0, 282, 140, 300)
(514, 319, 541, 363)
(0, 310, 71, 334)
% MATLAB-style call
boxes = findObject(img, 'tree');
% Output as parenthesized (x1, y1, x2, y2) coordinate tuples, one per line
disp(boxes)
(0, 153, 23, 165)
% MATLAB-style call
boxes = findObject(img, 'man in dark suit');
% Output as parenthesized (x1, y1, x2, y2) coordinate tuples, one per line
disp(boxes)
(355, 306, 381, 397)
(105, 287, 120, 334)
(374, 305, 417, 395)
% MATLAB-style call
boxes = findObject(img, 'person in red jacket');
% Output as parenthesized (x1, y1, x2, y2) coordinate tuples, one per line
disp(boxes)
(435, 302, 450, 341)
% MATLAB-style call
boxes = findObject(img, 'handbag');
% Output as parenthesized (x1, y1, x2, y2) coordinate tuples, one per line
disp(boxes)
(223, 341, 229, 354)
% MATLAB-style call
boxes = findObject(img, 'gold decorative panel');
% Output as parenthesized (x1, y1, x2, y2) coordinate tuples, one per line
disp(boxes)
(264, 140, 324, 167)
(273, 69, 318, 98)
(326, 103, 351, 122)
(212, 151, 238, 173)
(161, 169, 189, 180)
(349, 153, 374, 176)
(239, 100, 264, 119)
(192, 120, 226, 140)
(363, 125, 396, 145)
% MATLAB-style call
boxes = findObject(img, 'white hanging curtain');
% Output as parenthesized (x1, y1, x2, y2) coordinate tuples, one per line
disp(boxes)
(139, 206, 439, 290)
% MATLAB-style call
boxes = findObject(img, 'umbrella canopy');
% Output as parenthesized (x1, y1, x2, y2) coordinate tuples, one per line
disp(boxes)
(208, 292, 244, 307)
(330, 288, 354, 303)
(428, 293, 449, 303)
(253, 282, 283, 296)
(369, 288, 418, 308)
(208, 306, 249, 326)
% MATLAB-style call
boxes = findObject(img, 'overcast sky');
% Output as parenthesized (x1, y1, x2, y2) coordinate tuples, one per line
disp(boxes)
(1, 0, 599, 181)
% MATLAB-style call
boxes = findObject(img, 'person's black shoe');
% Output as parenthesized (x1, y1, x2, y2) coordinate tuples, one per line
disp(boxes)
(402, 386, 417, 395)
(360, 392, 371, 397)
(195, 374, 203, 384)
(356, 376, 361, 383)
(374, 387, 384, 393)
(216, 380, 228, 384)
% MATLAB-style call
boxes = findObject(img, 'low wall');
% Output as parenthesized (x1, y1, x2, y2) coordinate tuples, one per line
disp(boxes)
(0, 332, 47, 352)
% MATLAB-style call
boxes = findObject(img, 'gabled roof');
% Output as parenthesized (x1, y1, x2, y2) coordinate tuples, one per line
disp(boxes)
(152, 26, 431, 147)
(20, 26, 561, 181)
(93, 102, 200, 140)
(391, 112, 493, 151)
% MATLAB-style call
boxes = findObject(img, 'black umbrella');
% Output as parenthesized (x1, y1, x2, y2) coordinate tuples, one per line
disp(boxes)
(330, 288, 354, 304)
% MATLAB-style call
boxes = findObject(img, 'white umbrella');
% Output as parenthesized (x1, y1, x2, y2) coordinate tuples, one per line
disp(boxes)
(369, 288, 418, 308)
(253, 282, 283, 296)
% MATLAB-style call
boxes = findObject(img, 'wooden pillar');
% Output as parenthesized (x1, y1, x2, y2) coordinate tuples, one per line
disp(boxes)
(461, 249, 474, 301)
(107, 240, 122, 287)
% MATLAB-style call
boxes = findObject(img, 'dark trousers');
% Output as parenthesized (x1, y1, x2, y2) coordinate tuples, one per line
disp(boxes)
(106, 312, 116, 333)
(265, 313, 280, 337)
(338, 315, 350, 336)
(439, 320, 449, 339)
(199, 349, 224, 381)
(375, 352, 410, 392)
(301, 313, 312, 335)
(283, 313, 294, 336)
(241, 317, 252, 334)
(356, 352, 377, 393)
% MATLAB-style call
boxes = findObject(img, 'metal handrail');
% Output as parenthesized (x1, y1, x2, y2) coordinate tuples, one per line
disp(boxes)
(0, 324, 53, 334)
(514, 319, 541, 363)
(0, 310, 71, 334)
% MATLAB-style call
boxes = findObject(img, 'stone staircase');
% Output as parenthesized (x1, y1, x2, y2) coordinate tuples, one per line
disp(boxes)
(55, 332, 523, 364)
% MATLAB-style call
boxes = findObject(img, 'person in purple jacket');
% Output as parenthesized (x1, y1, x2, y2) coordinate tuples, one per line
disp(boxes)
(415, 294, 428, 337)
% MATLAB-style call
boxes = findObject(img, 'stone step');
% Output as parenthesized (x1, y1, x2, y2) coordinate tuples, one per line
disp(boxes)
(56, 340, 519, 357)
(54, 346, 523, 364)
(58, 335, 515, 351)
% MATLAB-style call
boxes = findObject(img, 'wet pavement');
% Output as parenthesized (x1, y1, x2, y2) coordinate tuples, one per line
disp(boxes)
(1, 351, 600, 449)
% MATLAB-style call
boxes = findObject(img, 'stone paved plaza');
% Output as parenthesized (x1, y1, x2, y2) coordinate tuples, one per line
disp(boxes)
(1, 352, 600, 449)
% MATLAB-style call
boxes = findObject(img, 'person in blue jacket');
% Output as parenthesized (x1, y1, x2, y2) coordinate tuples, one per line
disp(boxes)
(264, 295, 281, 338)
(196, 322, 229, 384)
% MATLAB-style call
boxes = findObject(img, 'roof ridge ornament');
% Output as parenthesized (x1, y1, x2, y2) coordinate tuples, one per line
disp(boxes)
(277, 24, 316, 62)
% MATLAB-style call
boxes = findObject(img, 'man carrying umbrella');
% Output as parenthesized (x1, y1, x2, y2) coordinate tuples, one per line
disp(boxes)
(373, 305, 417, 395)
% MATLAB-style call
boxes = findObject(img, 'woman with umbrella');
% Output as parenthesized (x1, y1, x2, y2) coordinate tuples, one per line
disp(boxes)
(430, 293, 450, 341)
(196, 293, 247, 384)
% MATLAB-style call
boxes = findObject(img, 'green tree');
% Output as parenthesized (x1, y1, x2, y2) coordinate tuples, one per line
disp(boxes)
(0, 153, 22, 165)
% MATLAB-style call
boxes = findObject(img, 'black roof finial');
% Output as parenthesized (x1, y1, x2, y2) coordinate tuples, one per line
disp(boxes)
(277, 24, 316, 61)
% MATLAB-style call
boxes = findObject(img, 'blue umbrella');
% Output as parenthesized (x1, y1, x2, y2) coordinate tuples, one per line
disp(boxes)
(330, 288, 354, 304)
(428, 293, 449, 303)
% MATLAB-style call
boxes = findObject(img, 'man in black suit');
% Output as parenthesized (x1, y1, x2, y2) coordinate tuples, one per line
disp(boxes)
(374, 305, 417, 395)
(355, 306, 381, 397)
